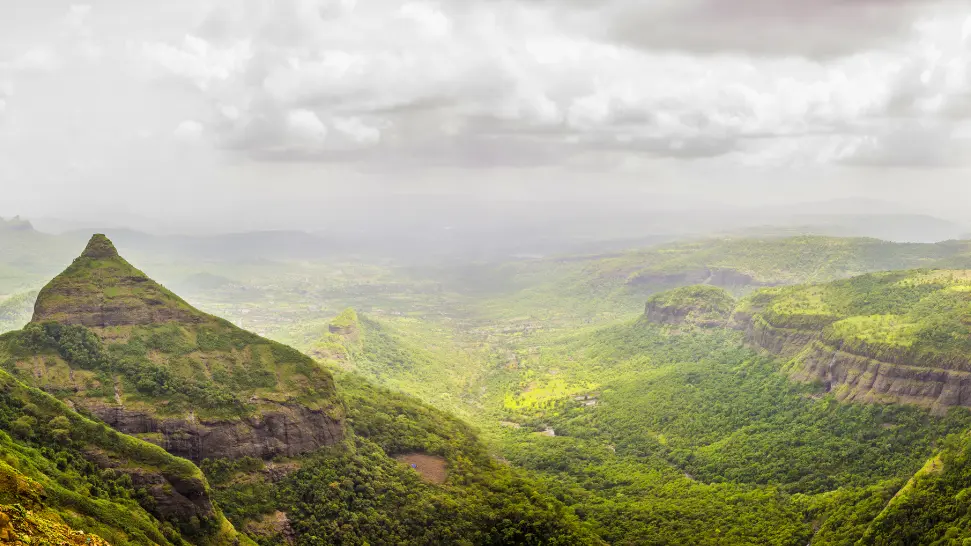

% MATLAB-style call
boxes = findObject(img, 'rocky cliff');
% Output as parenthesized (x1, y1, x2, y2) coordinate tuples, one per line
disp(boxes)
(87, 400, 343, 463)
(0, 368, 247, 545)
(733, 270, 971, 412)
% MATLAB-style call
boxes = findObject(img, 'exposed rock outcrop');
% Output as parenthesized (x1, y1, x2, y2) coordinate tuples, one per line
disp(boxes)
(85, 446, 217, 524)
(734, 308, 971, 413)
(21, 234, 346, 462)
(784, 341, 971, 411)
(328, 308, 360, 341)
(86, 401, 343, 463)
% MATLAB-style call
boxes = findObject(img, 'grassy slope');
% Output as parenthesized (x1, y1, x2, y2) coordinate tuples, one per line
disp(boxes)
(0, 368, 249, 546)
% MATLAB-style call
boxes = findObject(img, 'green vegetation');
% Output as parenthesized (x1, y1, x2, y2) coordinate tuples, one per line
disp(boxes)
(644, 284, 735, 325)
(203, 373, 601, 545)
(742, 269, 971, 370)
(331, 307, 359, 330)
(0, 367, 247, 545)
(13, 232, 971, 543)
(0, 235, 342, 427)
(858, 432, 971, 543)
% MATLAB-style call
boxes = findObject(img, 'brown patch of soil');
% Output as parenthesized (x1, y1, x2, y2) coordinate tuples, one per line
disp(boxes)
(395, 453, 447, 484)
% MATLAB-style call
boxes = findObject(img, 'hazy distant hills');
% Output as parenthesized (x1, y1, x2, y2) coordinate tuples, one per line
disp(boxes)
(0, 198, 966, 294)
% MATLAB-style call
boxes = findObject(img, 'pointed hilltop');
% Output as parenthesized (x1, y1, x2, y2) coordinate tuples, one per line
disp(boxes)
(32, 234, 204, 328)
(10, 234, 343, 462)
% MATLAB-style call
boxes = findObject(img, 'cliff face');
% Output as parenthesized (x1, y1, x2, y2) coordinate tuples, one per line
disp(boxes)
(87, 400, 343, 463)
(784, 342, 971, 410)
(14, 234, 344, 462)
(732, 272, 971, 412)
(737, 314, 971, 412)
(0, 368, 246, 546)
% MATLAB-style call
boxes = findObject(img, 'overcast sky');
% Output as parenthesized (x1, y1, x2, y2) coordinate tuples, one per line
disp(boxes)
(2, 0, 971, 233)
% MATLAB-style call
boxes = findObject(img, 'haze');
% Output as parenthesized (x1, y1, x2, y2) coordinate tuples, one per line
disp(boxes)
(3, 0, 971, 239)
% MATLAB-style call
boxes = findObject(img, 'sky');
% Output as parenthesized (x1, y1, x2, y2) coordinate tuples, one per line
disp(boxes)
(2, 0, 971, 233)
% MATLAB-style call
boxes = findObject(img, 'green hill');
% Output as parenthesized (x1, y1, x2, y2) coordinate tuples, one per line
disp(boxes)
(643, 284, 735, 326)
(0, 235, 599, 545)
(2, 234, 344, 462)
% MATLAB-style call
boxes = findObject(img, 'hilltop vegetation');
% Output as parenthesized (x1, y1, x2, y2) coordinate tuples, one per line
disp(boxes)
(644, 284, 735, 326)
(740, 269, 971, 368)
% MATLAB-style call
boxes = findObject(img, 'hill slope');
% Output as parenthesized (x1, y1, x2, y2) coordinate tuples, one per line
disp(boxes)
(0, 367, 248, 545)
(2, 234, 344, 463)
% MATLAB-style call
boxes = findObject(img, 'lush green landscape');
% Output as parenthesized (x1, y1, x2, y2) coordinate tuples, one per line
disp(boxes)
(8, 231, 971, 543)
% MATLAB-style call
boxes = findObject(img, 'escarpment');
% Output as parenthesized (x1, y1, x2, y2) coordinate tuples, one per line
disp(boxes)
(86, 399, 343, 463)
(5, 234, 344, 463)
(733, 270, 971, 412)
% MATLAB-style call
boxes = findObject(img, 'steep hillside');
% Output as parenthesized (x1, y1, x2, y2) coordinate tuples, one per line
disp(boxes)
(854, 431, 971, 543)
(2, 234, 344, 462)
(202, 372, 602, 545)
(0, 367, 248, 545)
(734, 269, 971, 411)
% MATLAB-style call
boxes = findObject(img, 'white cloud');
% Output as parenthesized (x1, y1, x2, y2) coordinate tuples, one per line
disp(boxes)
(174, 119, 204, 141)
(286, 109, 328, 143)
(1, 0, 970, 179)
(121, 0, 971, 167)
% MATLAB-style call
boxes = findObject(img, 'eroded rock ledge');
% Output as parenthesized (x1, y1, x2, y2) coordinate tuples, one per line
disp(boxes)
(732, 311, 971, 413)
(83, 401, 343, 463)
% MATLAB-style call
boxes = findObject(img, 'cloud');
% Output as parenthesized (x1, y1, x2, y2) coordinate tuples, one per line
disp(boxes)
(120, 0, 971, 168)
(600, 0, 944, 58)
(174, 119, 204, 141)
(3, 0, 971, 173)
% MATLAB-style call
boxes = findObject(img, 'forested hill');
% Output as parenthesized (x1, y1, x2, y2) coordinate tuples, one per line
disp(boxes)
(0, 235, 600, 545)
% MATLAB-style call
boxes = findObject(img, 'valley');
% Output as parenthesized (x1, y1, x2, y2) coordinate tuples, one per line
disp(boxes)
(5, 230, 971, 543)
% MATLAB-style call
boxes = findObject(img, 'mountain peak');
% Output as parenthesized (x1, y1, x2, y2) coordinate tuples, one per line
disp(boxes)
(80, 233, 119, 259)
(31, 235, 203, 328)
